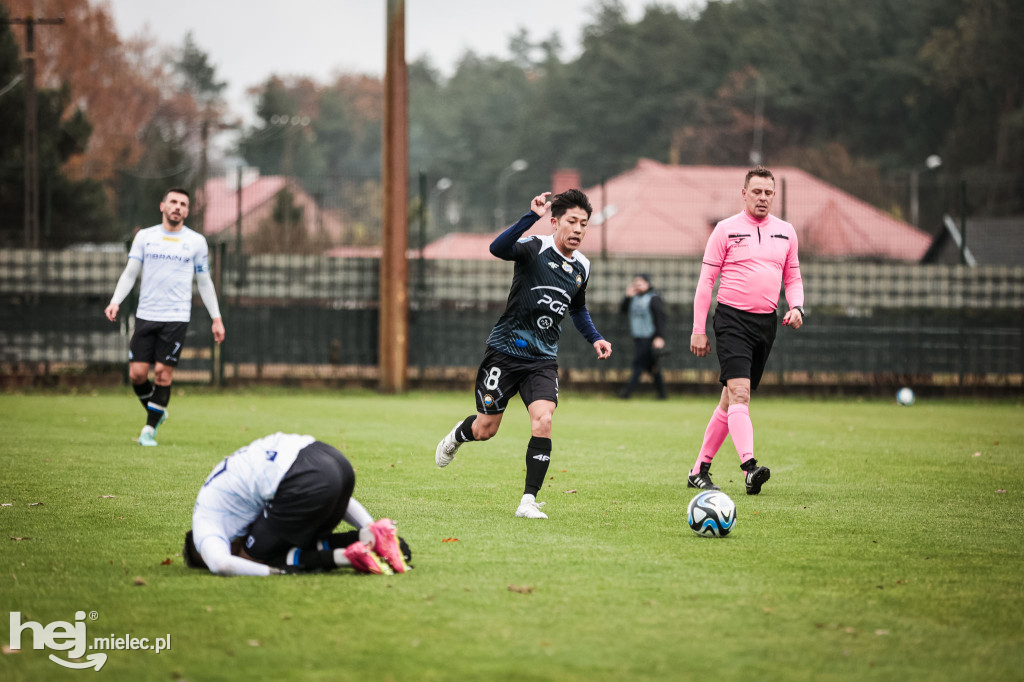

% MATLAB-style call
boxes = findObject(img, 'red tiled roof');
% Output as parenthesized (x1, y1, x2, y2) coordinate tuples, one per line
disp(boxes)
(422, 159, 931, 261)
(202, 176, 288, 237)
(201, 175, 346, 243)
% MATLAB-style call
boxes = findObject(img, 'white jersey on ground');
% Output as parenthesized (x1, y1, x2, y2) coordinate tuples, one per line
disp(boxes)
(192, 433, 315, 555)
(128, 225, 211, 322)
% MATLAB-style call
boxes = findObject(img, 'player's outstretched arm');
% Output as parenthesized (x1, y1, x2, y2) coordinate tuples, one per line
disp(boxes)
(200, 536, 276, 576)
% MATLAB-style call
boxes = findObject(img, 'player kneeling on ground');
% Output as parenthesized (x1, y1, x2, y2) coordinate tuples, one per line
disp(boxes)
(184, 432, 411, 576)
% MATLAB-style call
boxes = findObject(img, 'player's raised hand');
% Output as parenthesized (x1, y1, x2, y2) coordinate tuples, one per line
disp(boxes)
(531, 192, 552, 217)
(594, 339, 612, 360)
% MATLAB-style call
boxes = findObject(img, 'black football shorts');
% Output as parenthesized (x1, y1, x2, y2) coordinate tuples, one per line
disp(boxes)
(474, 346, 559, 414)
(129, 318, 189, 366)
(243, 441, 355, 562)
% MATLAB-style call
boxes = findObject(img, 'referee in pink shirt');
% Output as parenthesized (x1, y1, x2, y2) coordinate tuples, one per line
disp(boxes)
(688, 166, 804, 495)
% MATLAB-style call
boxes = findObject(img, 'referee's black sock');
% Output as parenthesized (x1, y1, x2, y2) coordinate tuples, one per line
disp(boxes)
(132, 380, 154, 411)
(455, 415, 477, 443)
(524, 436, 552, 496)
(146, 384, 171, 428)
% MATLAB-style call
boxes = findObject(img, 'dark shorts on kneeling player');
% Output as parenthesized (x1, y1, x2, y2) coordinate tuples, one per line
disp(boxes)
(129, 318, 190, 366)
(242, 441, 355, 564)
(713, 303, 777, 390)
(474, 346, 559, 414)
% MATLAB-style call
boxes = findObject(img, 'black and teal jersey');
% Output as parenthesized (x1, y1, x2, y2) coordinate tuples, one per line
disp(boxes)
(486, 212, 603, 360)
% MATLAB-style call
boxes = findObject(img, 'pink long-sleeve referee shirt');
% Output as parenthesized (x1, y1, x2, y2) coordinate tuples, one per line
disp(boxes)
(692, 211, 804, 334)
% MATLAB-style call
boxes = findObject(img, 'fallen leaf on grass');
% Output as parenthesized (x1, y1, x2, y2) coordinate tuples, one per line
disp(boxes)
(133, 577, 147, 586)
(563, 489, 578, 494)
(8, 536, 30, 541)
(28, 503, 43, 507)
(508, 584, 534, 594)
(1, 503, 12, 507)
(247, 640, 260, 647)
(161, 558, 173, 566)
(99, 495, 116, 499)
(441, 537, 459, 543)
(972, 452, 981, 457)
(2, 645, 17, 654)
(996, 489, 1007, 494)
(875, 629, 890, 636)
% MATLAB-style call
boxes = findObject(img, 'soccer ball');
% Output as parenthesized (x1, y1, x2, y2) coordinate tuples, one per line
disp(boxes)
(687, 490, 736, 537)
(896, 387, 915, 406)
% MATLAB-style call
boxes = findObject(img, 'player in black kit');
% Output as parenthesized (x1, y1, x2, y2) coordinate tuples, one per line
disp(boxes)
(433, 189, 613, 519)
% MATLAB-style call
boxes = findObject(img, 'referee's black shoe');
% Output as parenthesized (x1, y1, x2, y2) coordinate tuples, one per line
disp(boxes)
(744, 461, 771, 495)
(687, 462, 720, 490)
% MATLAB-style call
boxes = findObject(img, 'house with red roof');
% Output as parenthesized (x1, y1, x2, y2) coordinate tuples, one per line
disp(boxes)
(421, 159, 932, 261)
(200, 171, 345, 250)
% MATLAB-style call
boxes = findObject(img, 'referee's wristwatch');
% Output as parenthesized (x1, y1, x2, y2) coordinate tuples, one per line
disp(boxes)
(792, 305, 805, 317)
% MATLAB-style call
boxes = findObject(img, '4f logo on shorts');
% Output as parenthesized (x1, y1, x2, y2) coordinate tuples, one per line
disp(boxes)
(532, 454, 550, 462)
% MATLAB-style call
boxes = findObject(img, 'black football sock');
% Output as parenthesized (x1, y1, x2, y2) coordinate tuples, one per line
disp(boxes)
(146, 384, 171, 428)
(318, 532, 361, 550)
(132, 380, 154, 411)
(455, 415, 477, 443)
(524, 436, 552, 496)
(278, 548, 339, 572)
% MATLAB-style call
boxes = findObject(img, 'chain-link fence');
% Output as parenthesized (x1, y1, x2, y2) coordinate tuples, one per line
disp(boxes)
(2, 247, 1022, 390)
(2, 166, 1022, 390)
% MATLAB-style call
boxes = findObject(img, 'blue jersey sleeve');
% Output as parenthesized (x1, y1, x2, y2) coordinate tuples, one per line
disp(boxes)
(490, 212, 541, 260)
(569, 307, 603, 344)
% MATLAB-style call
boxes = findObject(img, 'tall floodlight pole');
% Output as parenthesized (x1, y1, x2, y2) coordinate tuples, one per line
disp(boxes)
(379, 0, 409, 393)
(10, 16, 65, 248)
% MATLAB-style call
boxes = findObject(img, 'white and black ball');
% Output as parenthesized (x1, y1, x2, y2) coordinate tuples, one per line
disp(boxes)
(687, 490, 737, 537)
(896, 387, 915, 406)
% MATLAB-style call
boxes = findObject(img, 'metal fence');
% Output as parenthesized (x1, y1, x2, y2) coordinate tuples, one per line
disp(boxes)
(2, 248, 1022, 390)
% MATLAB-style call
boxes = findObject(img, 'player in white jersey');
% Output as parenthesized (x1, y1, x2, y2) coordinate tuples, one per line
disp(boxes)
(104, 188, 225, 446)
(184, 432, 412, 576)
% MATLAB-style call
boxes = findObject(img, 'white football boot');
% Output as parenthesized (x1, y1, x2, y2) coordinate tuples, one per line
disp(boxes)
(515, 494, 548, 519)
(435, 422, 462, 468)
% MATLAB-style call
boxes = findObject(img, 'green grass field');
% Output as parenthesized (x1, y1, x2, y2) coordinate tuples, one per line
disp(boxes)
(1, 388, 1022, 681)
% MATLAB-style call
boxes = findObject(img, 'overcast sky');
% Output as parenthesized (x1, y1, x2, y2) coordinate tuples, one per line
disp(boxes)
(104, 0, 701, 121)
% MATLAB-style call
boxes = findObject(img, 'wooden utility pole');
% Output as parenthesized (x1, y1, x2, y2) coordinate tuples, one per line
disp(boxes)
(379, 0, 409, 392)
(9, 16, 64, 249)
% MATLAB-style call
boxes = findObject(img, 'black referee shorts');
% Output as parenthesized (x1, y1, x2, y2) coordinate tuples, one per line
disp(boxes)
(713, 303, 777, 390)
(243, 441, 355, 563)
